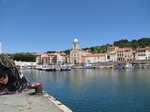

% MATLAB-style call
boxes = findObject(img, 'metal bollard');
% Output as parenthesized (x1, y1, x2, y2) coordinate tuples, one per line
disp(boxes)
(29, 82, 43, 94)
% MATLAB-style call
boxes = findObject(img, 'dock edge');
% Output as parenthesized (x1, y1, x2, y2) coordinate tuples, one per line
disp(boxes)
(43, 92, 73, 112)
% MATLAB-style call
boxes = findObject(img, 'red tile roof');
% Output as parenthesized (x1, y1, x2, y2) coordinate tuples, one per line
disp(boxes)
(146, 47, 150, 50)
(116, 48, 132, 51)
(85, 53, 107, 57)
(137, 48, 146, 50)
(48, 53, 55, 55)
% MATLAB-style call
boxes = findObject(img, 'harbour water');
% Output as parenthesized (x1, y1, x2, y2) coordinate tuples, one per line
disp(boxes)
(22, 68, 150, 112)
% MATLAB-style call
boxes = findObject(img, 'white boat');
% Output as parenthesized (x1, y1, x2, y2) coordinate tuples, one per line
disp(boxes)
(72, 62, 93, 69)
(115, 64, 133, 69)
(60, 66, 71, 71)
(35, 65, 43, 70)
(123, 64, 133, 69)
(42, 65, 51, 71)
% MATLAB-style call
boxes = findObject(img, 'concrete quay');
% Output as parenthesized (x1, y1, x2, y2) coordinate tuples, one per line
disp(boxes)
(0, 89, 72, 112)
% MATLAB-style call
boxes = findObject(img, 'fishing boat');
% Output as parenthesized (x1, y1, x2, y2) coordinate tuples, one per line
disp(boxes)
(134, 64, 140, 69)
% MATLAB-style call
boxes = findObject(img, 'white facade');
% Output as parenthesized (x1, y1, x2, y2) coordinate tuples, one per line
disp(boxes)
(145, 47, 150, 60)
(110, 53, 117, 62)
(136, 48, 146, 60)
(85, 54, 107, 63)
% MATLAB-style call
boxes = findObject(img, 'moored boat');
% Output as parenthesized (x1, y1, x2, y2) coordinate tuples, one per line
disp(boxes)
(123, 64, 133, 69)
(60, 66, 71, 71)
(35, 65, 43, 70)
(72, 62, 93, 69)
(72, 65, 93, 69)
(134, 64, 140, 69)
(114, 64, 124, 69)
(42, 65, 51, 71)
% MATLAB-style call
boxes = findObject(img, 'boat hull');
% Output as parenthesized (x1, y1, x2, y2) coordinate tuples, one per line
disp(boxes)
(72, 66, 93, 69)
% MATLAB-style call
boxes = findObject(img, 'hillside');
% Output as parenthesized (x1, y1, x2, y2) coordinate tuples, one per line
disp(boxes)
(64, 37, 150, 55)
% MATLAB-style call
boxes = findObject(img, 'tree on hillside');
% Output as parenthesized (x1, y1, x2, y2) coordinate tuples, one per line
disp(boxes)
(131, 39, 138, 50)
(45, 37, 150, 55)
(47, 51, 56, 53)
(138, 38, 150, 48)
(114, 39, 130, 48)
(64, 49, 70, 55)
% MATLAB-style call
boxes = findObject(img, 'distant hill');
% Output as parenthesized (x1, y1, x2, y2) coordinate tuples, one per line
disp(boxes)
(63, 37, 150, 55)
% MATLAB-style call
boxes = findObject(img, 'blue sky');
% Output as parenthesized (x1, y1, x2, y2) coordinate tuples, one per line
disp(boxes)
(0, 0, 150, 53)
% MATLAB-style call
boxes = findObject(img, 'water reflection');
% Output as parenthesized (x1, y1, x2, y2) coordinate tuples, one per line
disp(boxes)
(22, 69, 150, 112)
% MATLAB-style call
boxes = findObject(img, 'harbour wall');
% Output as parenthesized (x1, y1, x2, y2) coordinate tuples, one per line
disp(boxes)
(91, 60, 150, 67)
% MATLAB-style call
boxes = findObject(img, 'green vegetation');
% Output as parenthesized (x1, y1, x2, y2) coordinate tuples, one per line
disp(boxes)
(114, 37, 150, 50)
(82, 44, 113, 54)
(82, 37, 150, 54)
(2, 53, 36, 62)
(2, 37, 150, 59)
(46, 51, 57, 53)
(63, 49, 70, 55)
(47, 37, 150, 55)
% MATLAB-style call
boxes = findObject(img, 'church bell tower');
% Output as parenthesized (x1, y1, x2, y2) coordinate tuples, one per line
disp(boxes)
(73, 38, 79, 51)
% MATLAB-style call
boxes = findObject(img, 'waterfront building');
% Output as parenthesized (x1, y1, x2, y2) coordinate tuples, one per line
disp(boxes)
(70, 38, 91, 64)
(35, 52, 69, 65)
(116, 48, 133, 61)
(35, 53, 43, 65)
(107, 47, 118, 54)
(84, 53, 107, 63)
(35, 39, 150, 65)
(109, 52, 117, 62)
(51, 52, 69, 64)
(132, 50, 136, 60)
(145, 47, 150, 60)
(116, 48, 124, 61)
(136, 48, 146, 60)
(107, 47, 118, 62)
(123, 48, 133, 61)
